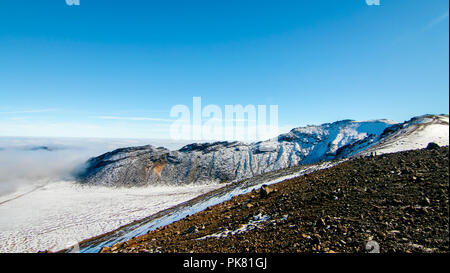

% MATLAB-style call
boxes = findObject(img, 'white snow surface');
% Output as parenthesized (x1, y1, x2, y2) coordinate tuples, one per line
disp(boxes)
(197, 213, 271, 240)
(360, 115, 449, 156)
(0, 181, 221, 253)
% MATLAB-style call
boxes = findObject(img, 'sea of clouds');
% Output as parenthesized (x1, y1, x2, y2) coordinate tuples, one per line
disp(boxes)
(0, 137, 190, 196)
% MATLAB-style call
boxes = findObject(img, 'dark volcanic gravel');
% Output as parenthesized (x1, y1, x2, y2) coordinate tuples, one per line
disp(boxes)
(101, 147, 449, 253)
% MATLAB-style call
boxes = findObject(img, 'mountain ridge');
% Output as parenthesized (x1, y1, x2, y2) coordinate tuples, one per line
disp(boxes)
(76, 114, 449, 187)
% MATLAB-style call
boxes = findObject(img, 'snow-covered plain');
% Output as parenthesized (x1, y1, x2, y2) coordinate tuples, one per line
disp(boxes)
(0, 181, 221, 253)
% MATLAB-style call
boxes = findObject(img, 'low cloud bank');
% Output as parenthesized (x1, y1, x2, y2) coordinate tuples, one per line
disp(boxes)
(0, 137, 190, 196)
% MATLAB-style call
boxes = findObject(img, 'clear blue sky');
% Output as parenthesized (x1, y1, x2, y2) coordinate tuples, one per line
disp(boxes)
(0, 0, 448, 139)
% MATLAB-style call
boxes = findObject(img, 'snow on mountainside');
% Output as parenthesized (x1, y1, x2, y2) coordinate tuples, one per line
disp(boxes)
(336, 114, 449, 158)
(77, 118, 397, 186)
(367, 114, 449, 155)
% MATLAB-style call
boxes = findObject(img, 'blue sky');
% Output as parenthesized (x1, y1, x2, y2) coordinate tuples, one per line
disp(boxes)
(0, 0, 448, 139)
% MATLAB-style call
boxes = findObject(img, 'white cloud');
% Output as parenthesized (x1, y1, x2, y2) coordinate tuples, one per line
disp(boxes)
(0, 136, 191, 196)
(422, 11, 449, 32)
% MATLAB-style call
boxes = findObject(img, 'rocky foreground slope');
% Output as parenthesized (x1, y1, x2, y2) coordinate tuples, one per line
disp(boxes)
(76, 114, 448, 186)
(100, 146, 449, 253)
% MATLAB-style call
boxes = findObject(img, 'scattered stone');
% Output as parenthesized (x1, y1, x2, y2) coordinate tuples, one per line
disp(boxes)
(259, 185, 274, 198)
(100, 246, 111, 253)
(182, 226, 197, 235)
(110, 242, 124, 251)
(426, 142, 440, 150)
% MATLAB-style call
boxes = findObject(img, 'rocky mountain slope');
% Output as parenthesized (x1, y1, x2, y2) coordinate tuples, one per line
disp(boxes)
(76, 114, 448, 186)
(70, 160, 340, 253)
(99, 146, 449, 253)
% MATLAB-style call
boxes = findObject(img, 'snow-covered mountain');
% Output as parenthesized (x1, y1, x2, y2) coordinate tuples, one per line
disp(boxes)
(77, 114, 449, 186)
(335, 114, 449, 158)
